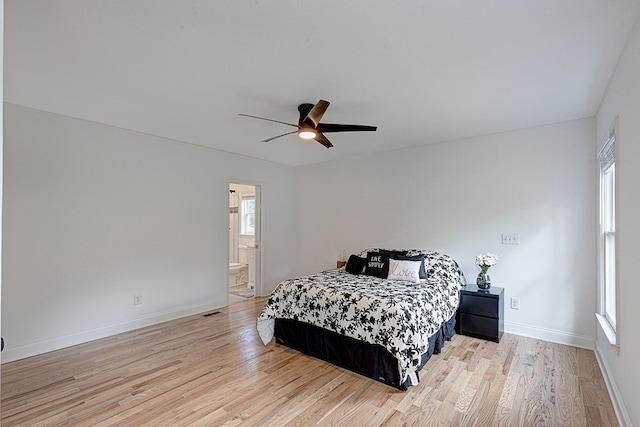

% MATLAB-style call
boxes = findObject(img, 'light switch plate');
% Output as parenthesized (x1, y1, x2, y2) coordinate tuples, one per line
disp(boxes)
(501, 233, 520, 245)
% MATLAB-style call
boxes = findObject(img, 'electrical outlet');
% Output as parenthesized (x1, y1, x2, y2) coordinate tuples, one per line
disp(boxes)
(134, 294, 142, 305)
(502, 233, 520, 245)
(510, 297, 520, 310)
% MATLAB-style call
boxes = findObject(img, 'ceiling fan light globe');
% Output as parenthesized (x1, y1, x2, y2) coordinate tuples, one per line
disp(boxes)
(298, 129, 316, 139)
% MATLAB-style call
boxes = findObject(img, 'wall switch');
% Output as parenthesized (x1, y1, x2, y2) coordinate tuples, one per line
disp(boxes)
(501, 233, 520, 245)
(134, 294, 142, 305)
(510, 297, 520, 310)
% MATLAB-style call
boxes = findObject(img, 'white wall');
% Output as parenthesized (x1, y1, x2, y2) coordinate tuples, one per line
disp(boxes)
(595, 16, 640, 427)
(293, 118, 596, 348)
(1, 103, 295, 362)
(1, 0, 5, 363)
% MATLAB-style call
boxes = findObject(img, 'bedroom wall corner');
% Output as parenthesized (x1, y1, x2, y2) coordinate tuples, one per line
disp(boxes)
(1, 104, 295, 362)
(595, 12, 640, 427)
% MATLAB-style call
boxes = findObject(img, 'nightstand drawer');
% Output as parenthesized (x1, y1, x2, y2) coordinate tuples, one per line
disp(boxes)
(459, 294, 499, 318)
(459, 313, 501, 342)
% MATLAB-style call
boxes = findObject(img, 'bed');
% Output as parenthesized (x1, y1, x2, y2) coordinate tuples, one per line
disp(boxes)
(256, 249, 466, 390)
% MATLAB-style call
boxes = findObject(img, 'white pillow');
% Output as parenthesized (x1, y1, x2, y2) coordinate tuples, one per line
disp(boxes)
(387, 259, 421, 283)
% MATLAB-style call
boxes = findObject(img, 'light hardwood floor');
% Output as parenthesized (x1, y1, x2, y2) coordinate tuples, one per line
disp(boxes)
(1, 297, 617, 426)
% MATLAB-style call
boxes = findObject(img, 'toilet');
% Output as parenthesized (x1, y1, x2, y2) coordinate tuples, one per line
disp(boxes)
(228, 262, 247, 286)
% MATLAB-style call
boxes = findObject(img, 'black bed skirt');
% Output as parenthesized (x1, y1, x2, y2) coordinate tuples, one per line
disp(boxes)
(274, 313, 457, 391)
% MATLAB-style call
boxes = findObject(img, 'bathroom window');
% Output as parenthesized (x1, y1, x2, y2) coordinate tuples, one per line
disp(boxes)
(241, 197, 255, 235)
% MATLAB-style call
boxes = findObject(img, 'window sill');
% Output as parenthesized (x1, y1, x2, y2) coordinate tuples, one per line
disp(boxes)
(595, 313, 619, 352)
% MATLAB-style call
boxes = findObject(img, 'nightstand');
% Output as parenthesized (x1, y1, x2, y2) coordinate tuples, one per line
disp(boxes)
(456, 284, 504, 343)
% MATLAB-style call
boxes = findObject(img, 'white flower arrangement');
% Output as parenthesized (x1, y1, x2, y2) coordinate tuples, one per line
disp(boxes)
(476, 253, 499, 267)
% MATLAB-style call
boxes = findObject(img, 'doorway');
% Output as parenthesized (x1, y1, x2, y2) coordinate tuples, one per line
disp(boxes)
(228, 182, 261, 304)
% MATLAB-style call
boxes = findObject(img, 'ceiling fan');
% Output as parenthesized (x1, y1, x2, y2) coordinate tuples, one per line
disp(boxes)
(239, 100, 377, 148)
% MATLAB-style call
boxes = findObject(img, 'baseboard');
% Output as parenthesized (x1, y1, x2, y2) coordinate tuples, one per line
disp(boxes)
(504, 320, 595, 349)
(1, 298, 226, 364)
(594, 340, 631, 427)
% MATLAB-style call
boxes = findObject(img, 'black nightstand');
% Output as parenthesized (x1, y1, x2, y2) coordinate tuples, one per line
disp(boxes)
(456, 284, 504, 343)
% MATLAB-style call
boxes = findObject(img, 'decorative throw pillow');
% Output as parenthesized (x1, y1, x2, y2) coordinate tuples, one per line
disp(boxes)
(345, 254, 367, 275)
(394, 254, 428, 279)
(364, 251, 395, 278)
(387, 259, 422, 283)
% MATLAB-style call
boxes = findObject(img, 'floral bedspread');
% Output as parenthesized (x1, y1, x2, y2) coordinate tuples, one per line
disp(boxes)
(256, 250, 466, 386)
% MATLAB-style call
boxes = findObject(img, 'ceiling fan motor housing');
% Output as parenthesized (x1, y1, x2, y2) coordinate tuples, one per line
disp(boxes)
(297, 103, 315, 126)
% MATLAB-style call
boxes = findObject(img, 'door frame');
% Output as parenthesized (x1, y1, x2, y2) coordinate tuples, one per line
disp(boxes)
(226, 178, 262, 300)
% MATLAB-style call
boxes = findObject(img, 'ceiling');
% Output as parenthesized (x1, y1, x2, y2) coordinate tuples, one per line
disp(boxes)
(5, 1, 640, 166)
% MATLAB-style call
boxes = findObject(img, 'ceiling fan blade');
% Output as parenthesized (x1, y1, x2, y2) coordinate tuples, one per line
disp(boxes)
(262, 130, 298, 143)
(304, 100, 330, 127)
(317, 123, 377, 133)
(239, 114, 298, 128)
(314, 132, 333, 148)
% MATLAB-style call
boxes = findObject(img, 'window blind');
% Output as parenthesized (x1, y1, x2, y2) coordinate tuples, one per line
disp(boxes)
(599, 131, 615, 171)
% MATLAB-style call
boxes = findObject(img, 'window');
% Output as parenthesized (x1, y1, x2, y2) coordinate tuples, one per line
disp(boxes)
(597, 127, 617, 345)
(240, 197, 255, 235)
(602, 164, 615, 327)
